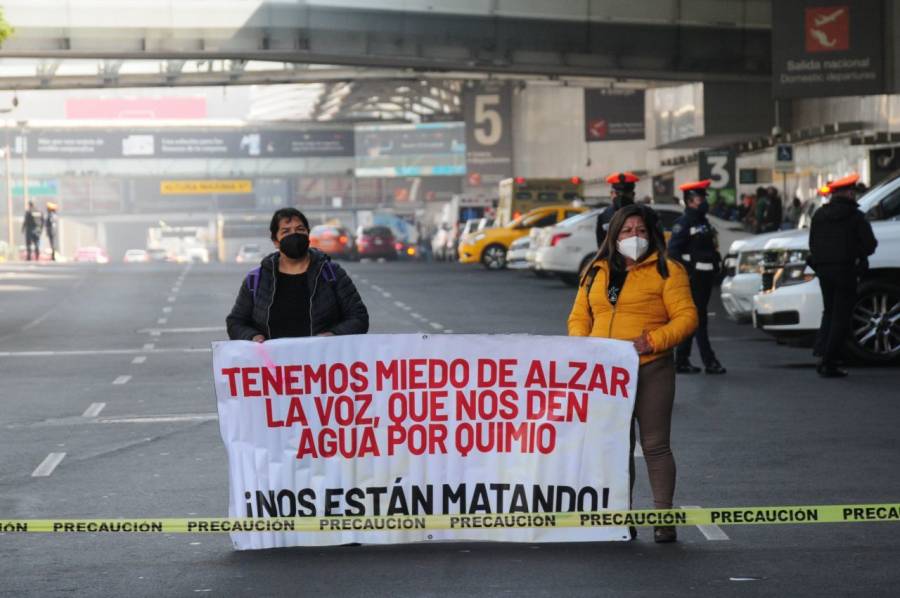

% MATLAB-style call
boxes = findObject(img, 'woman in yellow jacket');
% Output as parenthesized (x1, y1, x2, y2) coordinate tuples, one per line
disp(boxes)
(568, 204, 698, 543)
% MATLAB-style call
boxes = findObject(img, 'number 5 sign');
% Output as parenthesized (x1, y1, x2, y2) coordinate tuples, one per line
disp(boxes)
(698, 149, 737, 206)
(463, 82, 514, 194)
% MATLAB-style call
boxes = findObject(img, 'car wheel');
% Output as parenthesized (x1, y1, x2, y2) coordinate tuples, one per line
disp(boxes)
(845, 279, 900, 364)
(481, 244, 507, 270)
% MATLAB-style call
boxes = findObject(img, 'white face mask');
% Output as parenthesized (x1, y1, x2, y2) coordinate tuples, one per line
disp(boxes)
(617, 236, 649, 261)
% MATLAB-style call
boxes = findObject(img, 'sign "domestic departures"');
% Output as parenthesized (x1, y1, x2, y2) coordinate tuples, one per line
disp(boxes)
(772, 0, 885, 98)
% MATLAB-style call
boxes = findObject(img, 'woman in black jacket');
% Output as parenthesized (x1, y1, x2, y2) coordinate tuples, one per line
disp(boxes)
(226, 208, 369, 341)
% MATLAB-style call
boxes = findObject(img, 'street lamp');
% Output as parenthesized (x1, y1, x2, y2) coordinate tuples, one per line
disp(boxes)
(2, 96, 18, 259)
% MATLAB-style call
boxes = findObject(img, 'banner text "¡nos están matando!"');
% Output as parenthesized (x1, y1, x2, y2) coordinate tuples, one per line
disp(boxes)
(213, 333, 638, 550)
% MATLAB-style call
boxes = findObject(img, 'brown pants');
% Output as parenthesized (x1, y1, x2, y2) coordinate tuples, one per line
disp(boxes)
(629, 354, 677, 510)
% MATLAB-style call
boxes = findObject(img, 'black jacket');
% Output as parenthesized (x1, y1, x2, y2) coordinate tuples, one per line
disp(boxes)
(668, 208, 719, 274)
(226, 249, 369, 340)
(809, 198, 877, 269)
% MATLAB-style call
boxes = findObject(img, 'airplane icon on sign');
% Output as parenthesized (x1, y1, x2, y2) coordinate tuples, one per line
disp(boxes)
(814, 8, 845, 27)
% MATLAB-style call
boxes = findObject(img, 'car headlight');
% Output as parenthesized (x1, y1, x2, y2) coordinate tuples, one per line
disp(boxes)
(738, 251, 764, 274)
(772, 263, 816, 289)
(474, 233, 486, 242)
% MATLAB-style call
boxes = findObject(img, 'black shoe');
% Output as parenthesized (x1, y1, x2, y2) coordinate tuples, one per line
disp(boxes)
(705, 361, 727, 375)
(675, 361, 701, 374)
(653, 526, 677, 543)
(817, 364, 848, 378)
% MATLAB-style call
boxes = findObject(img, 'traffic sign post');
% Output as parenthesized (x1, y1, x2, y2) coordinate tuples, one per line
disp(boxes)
(775, 144, 794, 173)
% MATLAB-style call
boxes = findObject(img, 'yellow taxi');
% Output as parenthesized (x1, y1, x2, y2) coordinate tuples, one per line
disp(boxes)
(458, 205, 587, 270)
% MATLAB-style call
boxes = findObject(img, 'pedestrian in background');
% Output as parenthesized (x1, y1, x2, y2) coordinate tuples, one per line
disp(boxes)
(569, 204, 698, 543)
(21, 201, 43, 261)
(765, 186, 783, 232)
(786, 196, 803, 229)
(752, 187, 769, 234)
(595, 172, 639, 248)
(668, 180, 726, 375)
(227, 207, 369, 341)
(45, 202, 58, 261)
(808, 174, 877, 378)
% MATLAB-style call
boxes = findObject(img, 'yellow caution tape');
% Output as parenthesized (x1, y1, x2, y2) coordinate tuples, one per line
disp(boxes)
(1, 503, 899, 533)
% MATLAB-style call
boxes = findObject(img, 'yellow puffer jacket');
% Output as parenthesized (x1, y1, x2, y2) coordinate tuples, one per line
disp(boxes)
(567, 252, 698, 365)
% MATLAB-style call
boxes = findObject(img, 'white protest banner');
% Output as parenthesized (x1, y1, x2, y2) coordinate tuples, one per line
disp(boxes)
(213, 333, 638, 549)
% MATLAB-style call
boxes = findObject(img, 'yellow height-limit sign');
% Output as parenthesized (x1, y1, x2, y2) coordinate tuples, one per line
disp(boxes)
(1, 503, 899, 533)
(160, 180, 253, 195)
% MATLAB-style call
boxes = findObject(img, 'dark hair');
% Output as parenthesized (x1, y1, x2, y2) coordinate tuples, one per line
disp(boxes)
(595, 204, 670, 279)
(269, 208, 309, 240)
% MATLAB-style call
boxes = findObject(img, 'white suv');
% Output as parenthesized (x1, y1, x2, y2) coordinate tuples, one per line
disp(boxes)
(751, 179, 900, 364)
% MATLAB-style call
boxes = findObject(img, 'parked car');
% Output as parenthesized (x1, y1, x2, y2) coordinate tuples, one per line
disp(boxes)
(356, 226, 397, 260)
(723, 171, 900, 322)
(752, 219, 900, 364)
(187, 246, 210, 263)
(146, 247, 169, 263)
(533, 204, 686, 286)
(235, 243, 264, 264)
(123, 249, 149, 263)
(506, 235, 532, 270)
(310, 225, 356, 260)
(458, 206, 586, 270)
(74, 246, 109, 264)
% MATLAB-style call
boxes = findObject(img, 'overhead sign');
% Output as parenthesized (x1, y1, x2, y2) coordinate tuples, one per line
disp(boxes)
(775, 144, 795, 172)
(698, 149, 737, 206)
(772, 0, 885, 98)
(355, 122, 466, 178)
(160, 180, 253, 195)
(463, 81, 514, 197)
(584, 89, 645, 142)
(213, 333, 638, 549)
(14, 128, 355, 159)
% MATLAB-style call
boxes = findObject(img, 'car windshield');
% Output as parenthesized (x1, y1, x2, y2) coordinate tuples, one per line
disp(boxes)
(362, 226, 393, 237)
(557, 209, 601, 228)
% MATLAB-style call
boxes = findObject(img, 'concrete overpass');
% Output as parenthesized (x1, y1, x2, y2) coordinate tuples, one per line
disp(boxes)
(0, 0, 772, 89)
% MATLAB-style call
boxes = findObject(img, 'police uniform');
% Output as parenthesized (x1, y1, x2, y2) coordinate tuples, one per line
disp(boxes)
(668, 179, 726, 374)
(595, 172, 639, 248)
(22, 203, 43, 261)
(808, 173, 878, 378)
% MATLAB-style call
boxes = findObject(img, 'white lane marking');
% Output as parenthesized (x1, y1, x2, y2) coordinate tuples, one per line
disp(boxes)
(150, 331, 161, 337)
(112, 375, 132, 385)
(162, 306, 172, 313)
(410, 312, 427, 321)
(143, 343, 155, 351)
(381, 292, 392, 298)
(132, 355, 147, 364)
(157, 318, 168, 325)
(21, 309, 55, 330)
(100, 413, 218, 424)
(429, 322, 444, 330)
(681, 505, 730, 541)
(167, 296, 176, 303)
(371, 284, 382, 292)
(0, 347, 211, 358)
(444, 330, 455, 334)
(394, 301, 407, 309)
(32, 452, 66, 477)
(137, 326, 223, 335)
(82, 402, 106, 418)
(360, 279, 368, 284)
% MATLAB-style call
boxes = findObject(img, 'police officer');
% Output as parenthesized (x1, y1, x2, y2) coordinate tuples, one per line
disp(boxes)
(45, 202, 58, 262)
(808, 173, 877, 378)
(668, 179, 726, 375)
(21, 201, 43, 261)
(595, 172, 639, 248)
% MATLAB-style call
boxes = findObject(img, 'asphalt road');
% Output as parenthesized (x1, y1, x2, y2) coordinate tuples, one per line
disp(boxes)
(1, 259, 898, 597)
